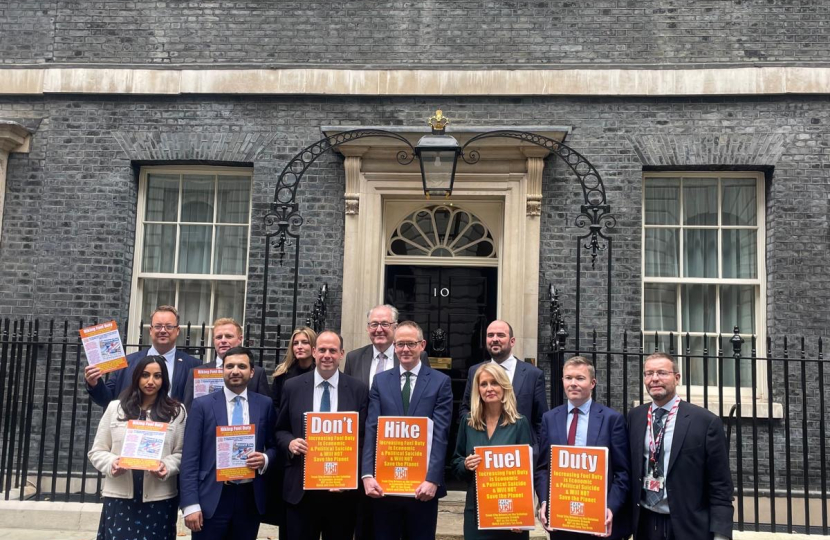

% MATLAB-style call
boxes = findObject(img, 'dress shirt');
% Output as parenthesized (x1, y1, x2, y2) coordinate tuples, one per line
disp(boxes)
(313, 369, 340, 412)
(370, 344, 395, 388)
(490, 355, 517, 382)
(147, 346, 177, 396)
(400, 361, 422, 393)
(566, 398, 592, 447)
(642, 394, 680, 514)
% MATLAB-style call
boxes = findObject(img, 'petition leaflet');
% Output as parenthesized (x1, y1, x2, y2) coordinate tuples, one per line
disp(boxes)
(193, 368, 225, 399)
(216, 425, 256, 482)
(374, 416, 433, 496)
(547, 445, 608, 535)
(303, 412, 359, 490)
(475, 444, 536, 530)
(119, 420, 168, 470)
(79, 321, 128, 374)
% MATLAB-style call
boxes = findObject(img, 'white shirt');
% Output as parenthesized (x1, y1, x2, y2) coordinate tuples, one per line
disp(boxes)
(369, 344, 395, 388)
(567, 398, 592, 447)
(147, 347, 177, 396)
(491, 355, 517, 382)
(313, 369, 339, 412)
(399, 361, 422, 394)
(642, 394, 680, 514)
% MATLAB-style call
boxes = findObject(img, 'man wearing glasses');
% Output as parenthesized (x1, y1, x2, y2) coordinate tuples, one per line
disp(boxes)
(84, 305, 202, 408)
(627, 352, 733, 540)
(344, 304, 429, 389)
(361, 321, 453, 540)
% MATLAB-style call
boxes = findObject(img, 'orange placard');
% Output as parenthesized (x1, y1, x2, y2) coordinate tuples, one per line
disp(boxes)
(79, 321, 128, 374)
(193, 368, 224, 399)
(547, 445, 608, 534)
(215, 424, 256, 482)
(119, 420, 167, 470)
(303, 411, 359, 490)
(374, 416, 433, 496)
(474, 444, 536, 530)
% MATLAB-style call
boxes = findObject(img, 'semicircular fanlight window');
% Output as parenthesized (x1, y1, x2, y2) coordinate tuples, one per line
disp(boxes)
(388, 205, 496, 258)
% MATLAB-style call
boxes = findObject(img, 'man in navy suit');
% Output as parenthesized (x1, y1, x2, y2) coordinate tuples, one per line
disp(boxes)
(180, 346, 278, 540)
(535, 356, 630, 539)
(84, 305, 201, 407)
(361, 320, 453, 540)
(276, 330, 369, 540)
(459, 319, 548, 441)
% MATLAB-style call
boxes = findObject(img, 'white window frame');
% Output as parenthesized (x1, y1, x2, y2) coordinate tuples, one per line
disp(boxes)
(641, 171, 770, 408)
(127, 165, 254, 348)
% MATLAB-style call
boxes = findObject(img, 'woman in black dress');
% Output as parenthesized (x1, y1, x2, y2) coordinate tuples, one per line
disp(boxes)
(88, 355, 186, 540)
(452, 363, 534, 540)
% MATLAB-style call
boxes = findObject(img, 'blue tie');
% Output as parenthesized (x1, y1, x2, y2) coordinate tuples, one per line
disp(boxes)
(320, 381, 331, 412)
(232, 395, 244, 425)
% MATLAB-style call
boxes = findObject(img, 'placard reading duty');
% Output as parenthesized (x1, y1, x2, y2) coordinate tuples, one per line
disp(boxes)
(547, 445, 608, 535)
(304, 411, 359, 490)
(475, 444, 535, 530)
(374, 416, 433, 496)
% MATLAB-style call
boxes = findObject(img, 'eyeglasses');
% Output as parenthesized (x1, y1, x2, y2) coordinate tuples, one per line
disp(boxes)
(643, 370, 675, 380)
(394, 341, 422, 350)
(368, 322, 394, 330)
(151, 324, 178, 332)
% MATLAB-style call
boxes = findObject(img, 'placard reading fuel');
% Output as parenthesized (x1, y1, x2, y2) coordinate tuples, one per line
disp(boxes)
(547, 445, 608, 534)
(303, 412, 359, 490)
(474, 444, 535, 530)
(375, 416, 433, 496)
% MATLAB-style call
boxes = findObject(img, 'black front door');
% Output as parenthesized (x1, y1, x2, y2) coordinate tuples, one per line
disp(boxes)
(384, 265, 498, 487)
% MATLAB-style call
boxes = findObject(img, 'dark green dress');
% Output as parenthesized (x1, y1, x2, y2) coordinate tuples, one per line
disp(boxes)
(451, 414, 534, 540)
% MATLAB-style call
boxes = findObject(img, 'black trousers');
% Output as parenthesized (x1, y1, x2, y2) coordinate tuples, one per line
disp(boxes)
(635, 508, 674, 540)
(286, 490, 358, 540)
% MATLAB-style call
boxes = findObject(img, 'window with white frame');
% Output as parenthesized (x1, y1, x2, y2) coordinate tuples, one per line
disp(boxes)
(642, 172, 765, 389)
(130, 166, 253, 345)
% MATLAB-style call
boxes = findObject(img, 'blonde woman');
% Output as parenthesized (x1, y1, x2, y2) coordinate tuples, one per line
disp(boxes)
(451, 363, 533, 540)
(270, 326, 317, 412)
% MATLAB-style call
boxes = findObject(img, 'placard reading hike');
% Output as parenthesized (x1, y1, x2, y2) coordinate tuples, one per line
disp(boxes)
(374, 416, 433, 496)
(303, 411, 359, 490)
(79, 321, 128, 374)
(119, 420, 167, 471)
(193, 368, 224, 399)
(215, 425, 256, 482)
(474, 444, 536, 530)
(547, 445, 608, 535)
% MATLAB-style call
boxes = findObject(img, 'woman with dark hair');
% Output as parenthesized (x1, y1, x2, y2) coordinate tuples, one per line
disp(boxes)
(89, 355, 186, 540)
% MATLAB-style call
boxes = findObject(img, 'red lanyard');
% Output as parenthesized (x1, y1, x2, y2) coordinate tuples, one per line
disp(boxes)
(646, 399, 680, 470)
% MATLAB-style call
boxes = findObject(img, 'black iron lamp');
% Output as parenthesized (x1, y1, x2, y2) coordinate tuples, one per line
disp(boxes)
(414, 110, 462, 198)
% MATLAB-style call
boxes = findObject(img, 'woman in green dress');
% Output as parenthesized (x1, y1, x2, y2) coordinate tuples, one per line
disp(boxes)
(452, 363, 534, 540)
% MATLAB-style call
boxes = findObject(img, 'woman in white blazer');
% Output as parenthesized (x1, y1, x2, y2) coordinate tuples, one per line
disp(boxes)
(88, 354, 187, 540)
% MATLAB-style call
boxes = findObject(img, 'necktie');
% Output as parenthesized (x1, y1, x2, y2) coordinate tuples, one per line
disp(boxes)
(644, 408, 668, 507)
(376, 353, 387, 374)
(567, 408, 580, 446)
(402, 372, 412, 415)
(232, 395, 243, 425)
(320, 381, 331, 412)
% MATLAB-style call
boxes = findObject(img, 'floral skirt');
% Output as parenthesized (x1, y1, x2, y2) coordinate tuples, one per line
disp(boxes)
(96, 470, 177, 540)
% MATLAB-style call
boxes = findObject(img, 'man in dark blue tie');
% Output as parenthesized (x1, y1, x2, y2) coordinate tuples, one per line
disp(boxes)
(180, 346, 277, 540)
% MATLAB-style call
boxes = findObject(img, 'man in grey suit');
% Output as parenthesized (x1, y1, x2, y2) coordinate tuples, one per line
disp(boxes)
(344, 304, 429, 388)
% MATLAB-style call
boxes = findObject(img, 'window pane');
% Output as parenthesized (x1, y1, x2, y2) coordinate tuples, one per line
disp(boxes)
(142, 224, 176, 273)
(181, 175, 215, 223)
(214, 281, 245, 324)
(722, 229, 757, 278)
(217, 177, 251, 224)
(684, 335, 718, 386)
(179, 225, 212, 274)
(681, 284, 716, 333)
(721, 340, 753, 388)
(140, 279, 176, 323)
(722, 179, 757, 226)
(683, 179, 718, 225)
(644, 178, 679, 225)
(644, 284, 677, 331)
(684, 229, 717, 278)
(645, 229, 679, 277)
(214, 226, 249, 275)
(179, 281, 211, 326)
(720, 285, 756, 334)
(145, 174, 179, 222)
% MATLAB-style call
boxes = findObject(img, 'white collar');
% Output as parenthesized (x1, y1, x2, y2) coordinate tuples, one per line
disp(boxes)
(223, 386, 248, 403)
(492, 355, 517, 372)
(147, 347, 176, 363)
(568, 398, 593, 416)
(399, 361, 422, 377)
(373, 344, 395, 360)
(314, 368, 340, 388)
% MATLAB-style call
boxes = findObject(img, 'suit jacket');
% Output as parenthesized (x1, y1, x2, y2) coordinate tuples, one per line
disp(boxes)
(275, 371, 369, 505)
(344, 344, 430, 386)
(362, 363, 453, 498)
(182, 358, 270, 411)
(535, 401, 631, 540)
(627, 400, 734, 540)
(86, 348, 202, 408)
(459, 358, 548, 442)
(179, 389, 278, 520)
